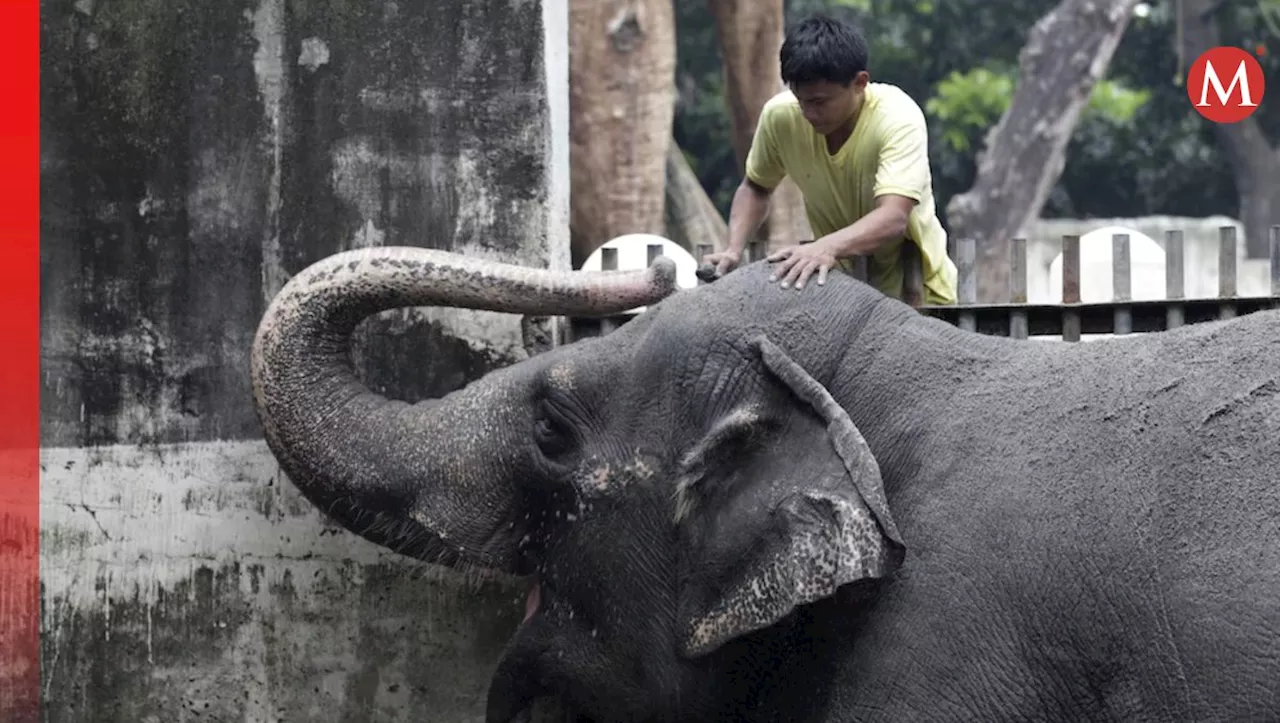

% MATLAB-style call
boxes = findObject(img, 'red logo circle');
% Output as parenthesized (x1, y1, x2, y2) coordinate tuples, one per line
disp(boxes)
(1186, 46, 1266, 123)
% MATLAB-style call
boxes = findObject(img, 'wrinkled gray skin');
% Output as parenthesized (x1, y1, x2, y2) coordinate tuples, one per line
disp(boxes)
(251, 247, 1280, 723)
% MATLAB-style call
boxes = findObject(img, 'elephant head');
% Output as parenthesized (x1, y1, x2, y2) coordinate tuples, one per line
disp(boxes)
(251, 247, 906, 722)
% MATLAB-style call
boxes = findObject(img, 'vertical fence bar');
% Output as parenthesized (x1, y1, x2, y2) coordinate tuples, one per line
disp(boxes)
(902, 242, 924, 308)
(1165, 229, 1185, 330)
(1009, 237, 1028, 339)
(853, 255, 869, 282)
(1061, 234, 1081, 342)
(1270, 225, 1280, 309)
(600, 247, 618, 335)
(694, 243, 712, 285)
(957, 237, 976, 332)
(1112, 233, 1132, 335)
(1218, 225, 1237, 319)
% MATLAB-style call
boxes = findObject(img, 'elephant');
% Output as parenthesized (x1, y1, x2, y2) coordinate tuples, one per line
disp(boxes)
(250, 246, 1280, 722)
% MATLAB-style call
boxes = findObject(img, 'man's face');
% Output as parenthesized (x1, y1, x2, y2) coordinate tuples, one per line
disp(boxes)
(793, 72, 868, 136)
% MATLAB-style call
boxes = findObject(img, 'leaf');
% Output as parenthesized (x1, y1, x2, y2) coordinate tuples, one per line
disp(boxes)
(826, 0, 874, 11)
(1085, 80, 1151, 124)
(924, 66, 1015, 152)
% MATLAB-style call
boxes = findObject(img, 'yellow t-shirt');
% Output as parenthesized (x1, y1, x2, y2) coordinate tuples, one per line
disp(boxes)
(744, 83, 957, 305)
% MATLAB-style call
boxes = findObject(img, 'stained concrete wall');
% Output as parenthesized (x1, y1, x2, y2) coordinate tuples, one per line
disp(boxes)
(38, 0, 568, 719)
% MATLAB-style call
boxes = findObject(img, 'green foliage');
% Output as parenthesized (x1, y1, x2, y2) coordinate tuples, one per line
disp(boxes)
(1088, 80, 1152, 123)
(826, 0, 872, 10)
(925, 65, 1151, 153)
(672, 0, 1276, 225)
(924, 67, 1014, 152)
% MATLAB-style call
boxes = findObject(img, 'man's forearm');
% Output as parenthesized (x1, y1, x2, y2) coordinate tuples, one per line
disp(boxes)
(817, 203, 910, 258)
(725, 180, 772, 255)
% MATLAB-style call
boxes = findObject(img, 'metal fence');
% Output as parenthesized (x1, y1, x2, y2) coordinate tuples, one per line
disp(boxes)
(916, 224, 1280, 340)
(571, 224, 1280, 342)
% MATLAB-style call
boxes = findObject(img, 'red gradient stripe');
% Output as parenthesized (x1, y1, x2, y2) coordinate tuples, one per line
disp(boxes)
(0, 0, 40, 721)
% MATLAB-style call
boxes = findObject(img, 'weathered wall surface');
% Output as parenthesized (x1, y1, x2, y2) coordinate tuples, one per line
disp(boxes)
(37, 0, 568, 719)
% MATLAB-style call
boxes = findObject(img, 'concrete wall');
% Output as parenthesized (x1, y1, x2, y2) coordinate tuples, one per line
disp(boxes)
(38, 0, 568, 719)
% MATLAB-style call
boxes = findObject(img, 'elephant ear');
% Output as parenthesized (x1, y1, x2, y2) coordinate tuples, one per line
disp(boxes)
(674, 335, 906, 658)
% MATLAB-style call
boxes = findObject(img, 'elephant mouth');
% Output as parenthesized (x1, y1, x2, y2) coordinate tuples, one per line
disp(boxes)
(487, 577, 560, 723)
(248, 247, 683, 722)
(523, 579, 541, 623)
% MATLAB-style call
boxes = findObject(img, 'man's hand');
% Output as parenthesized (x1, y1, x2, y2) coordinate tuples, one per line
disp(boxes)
(701, 248, 743, 278)
(767, 240, 839, 290)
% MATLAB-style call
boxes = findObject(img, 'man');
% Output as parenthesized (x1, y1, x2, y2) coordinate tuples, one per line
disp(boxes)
(703, 14, 957, 305)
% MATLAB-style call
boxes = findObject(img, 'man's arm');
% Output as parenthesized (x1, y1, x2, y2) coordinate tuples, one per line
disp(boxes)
(769, 102, 931, 290)
(706, 178, 774, 277)
(816, 194, 914, 257)
(704, 106, 786, 275)
(820, 105, 929, 257)
(723, 178, 773, 259)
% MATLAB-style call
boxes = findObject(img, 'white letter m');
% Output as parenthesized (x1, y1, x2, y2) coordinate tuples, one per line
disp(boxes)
(1197, 59, 1258, 107)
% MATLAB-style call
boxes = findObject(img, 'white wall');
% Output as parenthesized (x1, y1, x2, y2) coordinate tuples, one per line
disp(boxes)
(1026, 215, 1273, 304)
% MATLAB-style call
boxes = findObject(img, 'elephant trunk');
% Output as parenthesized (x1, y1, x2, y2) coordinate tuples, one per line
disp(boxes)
(250, 246, 678, 571)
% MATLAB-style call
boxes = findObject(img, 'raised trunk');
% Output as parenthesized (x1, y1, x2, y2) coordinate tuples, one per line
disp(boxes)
(569, 0, 677, 267)
(1178, 0, 1280, 259)
(946, 0, 1141, 302)
(665, 137, 728, 253)
(251, 248, 677, 572)
(705, 0, 813, 250)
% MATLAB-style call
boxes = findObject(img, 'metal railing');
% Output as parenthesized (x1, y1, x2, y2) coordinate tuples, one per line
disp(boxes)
(914, 224, 1280, 340)
(572, 224, 1280, 342)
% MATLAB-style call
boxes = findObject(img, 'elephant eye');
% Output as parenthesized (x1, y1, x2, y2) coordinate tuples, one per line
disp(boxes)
(534, 416, 563, 449)
(534, 400, 576, 459)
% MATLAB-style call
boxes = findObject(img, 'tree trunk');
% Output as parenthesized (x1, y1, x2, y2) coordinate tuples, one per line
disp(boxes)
(665, 138, 729, 253)
(946, 0, 1141, 302)
(569, 0, 677, 267)
(706, 0, 813, 251)
(1178, 0, 1280, 260)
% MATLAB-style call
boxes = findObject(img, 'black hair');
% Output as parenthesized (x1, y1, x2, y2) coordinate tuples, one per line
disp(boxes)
(779, 14, 870, 87)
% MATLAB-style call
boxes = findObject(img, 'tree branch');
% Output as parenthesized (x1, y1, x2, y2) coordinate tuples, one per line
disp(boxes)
(664, 137, 728, 253)
(946, 0, 1141, 302)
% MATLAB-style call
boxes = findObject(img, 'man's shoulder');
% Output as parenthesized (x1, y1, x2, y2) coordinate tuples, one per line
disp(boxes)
(762, 89, 801, 112)
(866, 82, 927, 125)
(758, 90, 806, 129)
